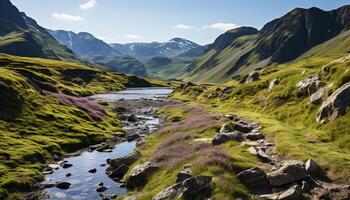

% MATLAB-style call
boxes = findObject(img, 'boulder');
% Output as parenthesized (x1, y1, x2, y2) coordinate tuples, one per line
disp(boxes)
(108, 164, 129, 179)
(309, 88, 325, 104)
(257, 149, 271, 163)
(219, 124, 233, 133)
(56, 182, 71, 190)
(232, 121, 255, 133)
(305, 159, 319, 175)
(237, 167, 272, 194)
(212, 132, 243, 145)
(316, 82, 350, 123)
(152, 176, 212, 200)
(278, 185, 303, 200)
(267, 161, 307, 187)
(246, 132, 265, 141)
(296, 75, 325, 96)
(127, 114, 137, 122)
(107, 151, 141, 168)
(126, 162, 159, 188)
(269, 78, 281, 91)
(246, 71, 260, 83)
(176, 165, 192, 183)
(88, 168, 97, 173)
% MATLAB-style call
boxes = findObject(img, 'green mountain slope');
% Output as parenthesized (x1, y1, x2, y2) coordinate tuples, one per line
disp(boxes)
(185, 5, 350, 83)
(0, 0, 78, 61)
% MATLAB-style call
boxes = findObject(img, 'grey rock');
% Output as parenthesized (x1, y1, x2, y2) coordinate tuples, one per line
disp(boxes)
(56, 182, 71, 190)
(152, 176, 212, 200)
(246, 132, 265, 141)
(246, 71, 260, 83)
(108, 164, 129, 179)
(316, 82, 350, 123)
(309, 88, 325, 104)
(257, 149, 271, 163)
(278, 185, 303, 200)
(127, 114, 137, 122)
(126, 162, 159, 188)
(107, 151, 141, 168)
(232, 121, 255, 133)
(237, 167, 272, 194)
(61, 163, 73, 168)
(268, 161, 307, 187)
(296, 75, 325, 96)
(96, 185, 107, 192)
(301, 181, 311, 193)
(305, 159, 319, 175)
(269, 78, 281, 91)
(212, 131, 243, 145)
(219, 124, 233, 133)
(88, 168, 97, 173)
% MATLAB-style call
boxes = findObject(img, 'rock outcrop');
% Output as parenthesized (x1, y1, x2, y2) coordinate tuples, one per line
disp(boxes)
(152, 176, 212, 200)
(296, 75, 325, 96)
(126, 162, 159, 188)
(267, 161, 307, 187)
(316, 82, 350, 123)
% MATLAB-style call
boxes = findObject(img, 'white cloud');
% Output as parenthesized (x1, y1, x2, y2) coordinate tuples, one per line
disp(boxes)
(52, 13, 84, 22)
(204, 22, 239, 31)
(80, 0, 97, 10)
(172, 24, 194, 30)
(123, 34, 141, 39)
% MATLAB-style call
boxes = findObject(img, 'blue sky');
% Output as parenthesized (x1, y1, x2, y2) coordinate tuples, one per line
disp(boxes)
(11, 0, 350, 45)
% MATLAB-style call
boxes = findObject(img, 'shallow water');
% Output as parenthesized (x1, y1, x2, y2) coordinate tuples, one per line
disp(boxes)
(89, 87, 173, 102)
(43, 87, 173, 200)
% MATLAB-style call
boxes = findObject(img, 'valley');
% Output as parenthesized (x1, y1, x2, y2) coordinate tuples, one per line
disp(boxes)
(0, 0, 350, 200)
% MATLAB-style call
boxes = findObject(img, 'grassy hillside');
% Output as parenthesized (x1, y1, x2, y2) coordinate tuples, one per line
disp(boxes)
(172, 54, 350, 182)
(0, 54, 153, 199)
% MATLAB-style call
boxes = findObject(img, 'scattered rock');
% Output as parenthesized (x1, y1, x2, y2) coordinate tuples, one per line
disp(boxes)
(301, 181, 312, 193)
(296, 75, 325, 96)
(56, 182, 71, 190)
(316, 82, 350, 123)
(237, 167, 272, 194)
(127, 133, 141, 142)
(126, 162, 159, 188)
(48, 164, 60, 170)
(65, 173, 72, 177)
(232, 121, 255, 133)
(219, 124, 233, 133)
(62, 163, 73, 168)
(257, 149, 271, 163)
(176, 166, 192, 183)
(127, 114, 137, 122)
(305, 159, 319, 175)
(212, 131, 243, 145)
(107, 151, 141, 168)
(246, 71, 260, 83)
(269, 78, 281, 91)
(108, 164, 129, 179)
(96, 185, 107, 192)
(246, 132, 265, 141)
(278, 185, 303, 200)
(267, 161, 307, 187)
(309, 88, 325, 104)
(88, 168, 97, 173)
(152, 176, 212, 200)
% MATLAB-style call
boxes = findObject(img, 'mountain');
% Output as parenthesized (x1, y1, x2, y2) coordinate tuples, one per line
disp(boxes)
(48, 30, 121, 58)
(185, 5, 350, 83)
(92, 55, 148, 76)
(110, 38, 201, 60)
(0, 0, 77, 61)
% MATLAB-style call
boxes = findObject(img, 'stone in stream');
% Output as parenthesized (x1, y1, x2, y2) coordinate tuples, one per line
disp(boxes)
(152, 176, 212, 200)
(88, 168, 97, 173)
(267, 161, 307, 187)
(62, 163, 73, 168)
(127, 114, 137, 122)
(237, 167, 272, 195)
(126, 162, 159, 189)
(65, 173, 72, 177)
(96, 185, 108, 192)
(212, 131, 243, 145)
(108, 164, 129, 179)
(107, 151, 141, 168)
(56, 182, 71, 190)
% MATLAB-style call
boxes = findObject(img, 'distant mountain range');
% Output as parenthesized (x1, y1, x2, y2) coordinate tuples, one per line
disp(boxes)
(110, 38, 201, 60)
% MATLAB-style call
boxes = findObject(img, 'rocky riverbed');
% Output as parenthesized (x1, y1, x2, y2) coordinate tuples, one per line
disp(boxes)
(28, 88, 176, 200)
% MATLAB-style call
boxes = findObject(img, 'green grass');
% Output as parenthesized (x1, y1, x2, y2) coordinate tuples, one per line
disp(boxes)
(118, 104, 261, 200)
(171, 55, 350, 183)
(0, 53, 156, 199)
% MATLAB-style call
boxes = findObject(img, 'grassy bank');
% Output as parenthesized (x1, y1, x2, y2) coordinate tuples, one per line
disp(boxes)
(171, 55, 350, 183)
(119, 104, 262, 200)
(0, 54, 155, 199)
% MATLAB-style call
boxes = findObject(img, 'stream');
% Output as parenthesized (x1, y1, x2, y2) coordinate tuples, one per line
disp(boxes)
(41, 87, 174, 200)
